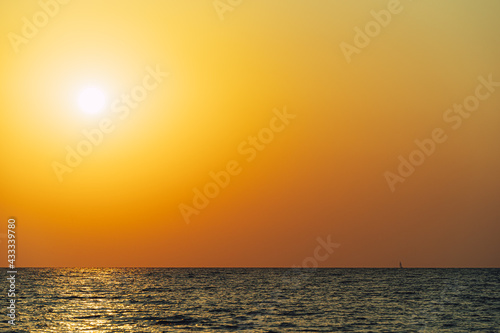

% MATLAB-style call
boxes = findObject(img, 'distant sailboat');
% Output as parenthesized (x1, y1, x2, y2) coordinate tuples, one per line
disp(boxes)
(399, 261, 403, 268)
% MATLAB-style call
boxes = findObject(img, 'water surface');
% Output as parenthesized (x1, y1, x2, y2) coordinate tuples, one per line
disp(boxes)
(1, 268, 498, 332)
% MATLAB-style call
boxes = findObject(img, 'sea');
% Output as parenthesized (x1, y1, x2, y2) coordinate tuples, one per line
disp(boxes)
(0, 268, 499, 332)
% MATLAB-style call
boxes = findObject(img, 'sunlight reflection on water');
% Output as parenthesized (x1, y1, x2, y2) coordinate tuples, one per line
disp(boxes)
(1, 268, 498, 332)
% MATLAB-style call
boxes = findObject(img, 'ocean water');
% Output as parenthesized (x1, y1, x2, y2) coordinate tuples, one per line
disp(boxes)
(0, 268, 499, 332)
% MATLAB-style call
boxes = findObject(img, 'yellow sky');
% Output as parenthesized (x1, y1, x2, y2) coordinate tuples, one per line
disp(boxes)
(1, 0, 499, 267)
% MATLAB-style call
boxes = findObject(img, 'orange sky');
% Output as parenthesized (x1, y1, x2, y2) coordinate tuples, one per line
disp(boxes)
(1, 0, 499, 267)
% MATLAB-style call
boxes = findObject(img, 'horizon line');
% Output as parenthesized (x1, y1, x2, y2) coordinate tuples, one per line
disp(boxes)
(4, 266, 500, 269)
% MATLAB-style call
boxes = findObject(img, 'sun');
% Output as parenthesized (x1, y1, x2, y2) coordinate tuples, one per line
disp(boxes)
(78, 86, 107, 114)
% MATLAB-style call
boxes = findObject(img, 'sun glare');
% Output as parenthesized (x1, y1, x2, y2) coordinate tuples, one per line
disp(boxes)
(78, 86, 106, 114)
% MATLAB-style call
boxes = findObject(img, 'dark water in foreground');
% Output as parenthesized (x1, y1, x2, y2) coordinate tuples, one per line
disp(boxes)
(0, 268, 499, 332)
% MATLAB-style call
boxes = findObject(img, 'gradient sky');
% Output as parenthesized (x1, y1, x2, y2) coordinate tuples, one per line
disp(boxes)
(1, 0, 499, 267)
